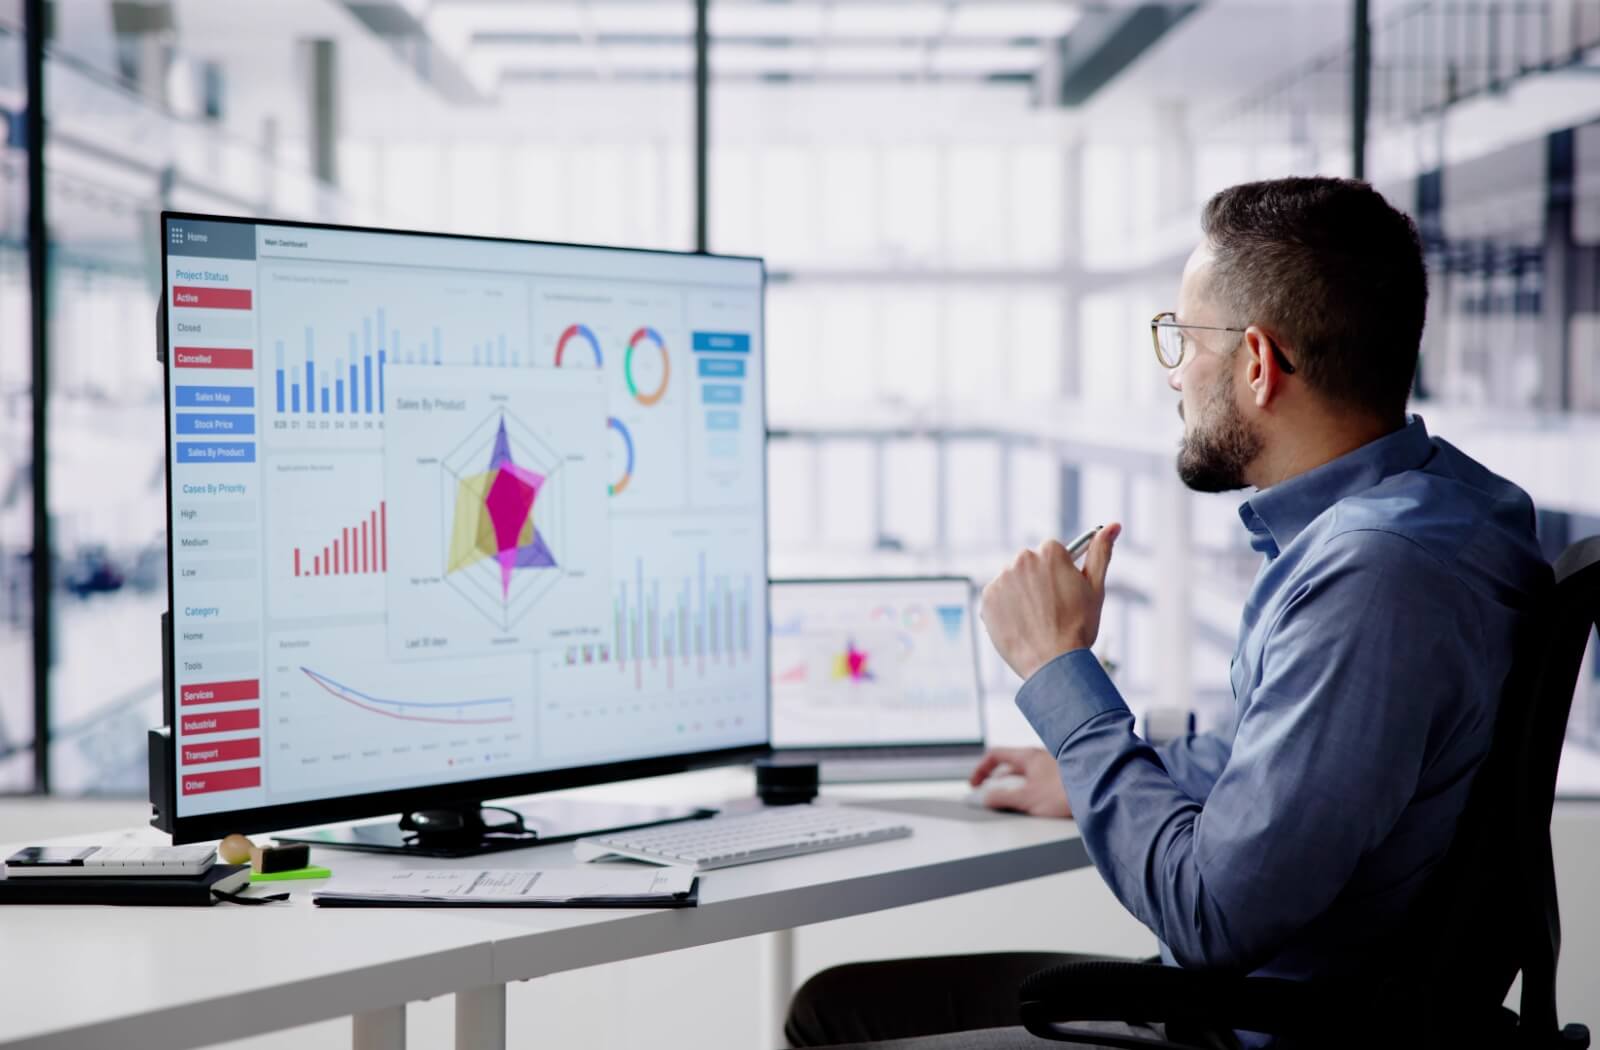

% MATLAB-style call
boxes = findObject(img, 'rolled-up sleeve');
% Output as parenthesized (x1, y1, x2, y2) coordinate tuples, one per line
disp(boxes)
(1015, 531, 1478, 972)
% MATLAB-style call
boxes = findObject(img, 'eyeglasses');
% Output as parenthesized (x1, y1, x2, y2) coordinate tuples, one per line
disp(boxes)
(1150, 311, 1297, 374)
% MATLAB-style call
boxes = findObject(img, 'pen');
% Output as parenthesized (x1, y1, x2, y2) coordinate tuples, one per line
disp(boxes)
(1065, 525, 1103, 560)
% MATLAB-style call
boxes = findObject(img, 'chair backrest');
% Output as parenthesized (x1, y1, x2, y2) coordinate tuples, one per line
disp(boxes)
(1409, 535, 1600, 1039)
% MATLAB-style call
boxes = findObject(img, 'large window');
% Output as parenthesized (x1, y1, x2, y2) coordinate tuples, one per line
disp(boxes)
(39, 8, 357, 792)
(0, 4, 30, 791)
(7, 0, 1600, 796)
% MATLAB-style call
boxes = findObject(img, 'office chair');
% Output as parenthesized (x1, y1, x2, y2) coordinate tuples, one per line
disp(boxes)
(1017, 536, 1600, 1050)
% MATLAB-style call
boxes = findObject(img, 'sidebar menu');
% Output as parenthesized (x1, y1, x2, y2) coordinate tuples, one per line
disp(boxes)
(165, 220, 268, 811)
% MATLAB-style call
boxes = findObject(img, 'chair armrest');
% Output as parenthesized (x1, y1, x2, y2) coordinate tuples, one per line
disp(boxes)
(1017, 960, 1344, 1046)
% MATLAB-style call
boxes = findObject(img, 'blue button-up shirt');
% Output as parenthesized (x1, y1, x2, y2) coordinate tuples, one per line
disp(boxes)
(1016, 416, 1549, 1042)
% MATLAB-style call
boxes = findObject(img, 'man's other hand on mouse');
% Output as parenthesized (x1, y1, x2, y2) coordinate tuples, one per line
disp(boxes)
(968, 747, 1072, 818)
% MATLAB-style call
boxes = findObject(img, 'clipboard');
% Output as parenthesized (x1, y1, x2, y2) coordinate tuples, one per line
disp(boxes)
(311, 867, 699, 908)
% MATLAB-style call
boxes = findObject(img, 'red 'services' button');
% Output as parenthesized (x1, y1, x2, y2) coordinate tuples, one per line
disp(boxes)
(180, 679, 260, 706)
(173, 347, 253, 370)
(181, 766, 261, 795)
(182, 737, 261, 765)
(172, 286, 252, 310)
(180, 708, 260, 736)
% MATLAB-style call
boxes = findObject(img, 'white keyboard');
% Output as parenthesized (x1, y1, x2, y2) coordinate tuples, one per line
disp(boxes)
(574, 806, 913, 871)
(3, 843, 218, 878)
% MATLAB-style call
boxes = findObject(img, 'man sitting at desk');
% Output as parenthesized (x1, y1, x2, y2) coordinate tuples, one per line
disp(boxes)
(784, 176, 1550, 1048)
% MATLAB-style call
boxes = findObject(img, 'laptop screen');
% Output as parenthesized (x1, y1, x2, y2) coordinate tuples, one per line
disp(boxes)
(769, 578, 984, 749)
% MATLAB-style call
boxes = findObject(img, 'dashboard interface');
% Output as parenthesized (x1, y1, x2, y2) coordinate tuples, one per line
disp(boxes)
(163, 217, 768, 817)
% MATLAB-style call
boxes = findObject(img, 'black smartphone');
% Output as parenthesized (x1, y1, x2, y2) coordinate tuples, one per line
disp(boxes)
(5, 846, 97, 867)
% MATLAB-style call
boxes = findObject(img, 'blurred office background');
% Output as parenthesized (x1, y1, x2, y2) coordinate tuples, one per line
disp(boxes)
(2, 0, 1600, 801)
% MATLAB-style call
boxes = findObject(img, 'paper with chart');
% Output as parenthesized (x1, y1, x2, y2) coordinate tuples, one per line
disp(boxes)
(313, 866, 696, 905)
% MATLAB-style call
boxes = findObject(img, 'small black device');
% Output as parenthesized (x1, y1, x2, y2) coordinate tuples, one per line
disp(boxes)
(754, 756, 819, 806)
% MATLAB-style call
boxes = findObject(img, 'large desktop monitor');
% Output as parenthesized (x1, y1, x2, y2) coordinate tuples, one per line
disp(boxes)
(151, 213, 769, 848)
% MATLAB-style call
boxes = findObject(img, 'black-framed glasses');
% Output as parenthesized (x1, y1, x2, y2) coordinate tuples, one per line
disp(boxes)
(1150, 311, 1296, 374)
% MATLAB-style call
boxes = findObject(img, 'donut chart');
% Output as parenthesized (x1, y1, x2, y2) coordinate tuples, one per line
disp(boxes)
(624, 327, 670, 406)
(555, 324, 603, 367)
(607, 416, 634, 496)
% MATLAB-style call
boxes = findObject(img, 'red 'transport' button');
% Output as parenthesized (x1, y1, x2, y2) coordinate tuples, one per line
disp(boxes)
(172, 286, 253, 310)
(180, 708, 260, 736)
(181, 738, 261, 765)
(173, 347, 253, 370)
(180, 679, 260, 706)
(181, 766, 262, 795)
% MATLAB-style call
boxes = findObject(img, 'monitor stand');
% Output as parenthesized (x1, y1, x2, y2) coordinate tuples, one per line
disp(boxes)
(274, 798, 714, 859)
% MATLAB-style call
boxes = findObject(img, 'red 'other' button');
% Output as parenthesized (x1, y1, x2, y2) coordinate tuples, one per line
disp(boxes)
(181, 766, 262, 795)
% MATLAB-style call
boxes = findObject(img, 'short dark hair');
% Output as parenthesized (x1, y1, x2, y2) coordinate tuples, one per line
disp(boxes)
(1200, 176, 1427, 426)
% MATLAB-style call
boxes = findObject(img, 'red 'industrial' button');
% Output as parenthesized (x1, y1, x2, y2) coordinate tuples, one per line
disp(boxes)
(181, 766, 261, 795)
(172, 286, 252, 310)
(180, 708, 260, 736)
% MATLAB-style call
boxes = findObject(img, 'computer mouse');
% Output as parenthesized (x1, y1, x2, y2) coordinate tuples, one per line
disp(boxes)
(962, 774, 1028, 809)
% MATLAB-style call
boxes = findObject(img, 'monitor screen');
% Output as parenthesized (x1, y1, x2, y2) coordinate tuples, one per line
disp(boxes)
(162, 214, 768, 826)
(769, 578, 983, 749)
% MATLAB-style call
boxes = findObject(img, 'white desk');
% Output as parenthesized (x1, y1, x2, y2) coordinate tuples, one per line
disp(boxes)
(0, 769, 1089, 1050)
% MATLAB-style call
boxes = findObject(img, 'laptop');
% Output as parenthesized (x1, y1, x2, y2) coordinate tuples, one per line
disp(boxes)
(769, 576, 986, 782)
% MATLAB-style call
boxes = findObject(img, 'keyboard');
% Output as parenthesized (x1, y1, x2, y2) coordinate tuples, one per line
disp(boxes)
(574, 806, 913, 871)
(3, 843, 218, 878)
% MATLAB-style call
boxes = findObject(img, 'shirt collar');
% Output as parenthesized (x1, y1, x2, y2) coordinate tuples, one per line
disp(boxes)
(1238, 414, 1435, 557)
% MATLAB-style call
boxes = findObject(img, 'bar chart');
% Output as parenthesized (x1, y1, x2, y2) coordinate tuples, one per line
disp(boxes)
(536, 535, 765, 764)
(257, 262, 531, 451)
(566, 551, 755, 691)
(271, 311, 523, 419)
(291, 500, 387, 578)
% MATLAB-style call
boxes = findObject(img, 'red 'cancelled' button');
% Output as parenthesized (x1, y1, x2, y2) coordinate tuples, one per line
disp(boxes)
(180, 708, 260, 735)
(174, 347, 253, 370)
(181, 766, 261, 795)
(180, 679, 260, 706)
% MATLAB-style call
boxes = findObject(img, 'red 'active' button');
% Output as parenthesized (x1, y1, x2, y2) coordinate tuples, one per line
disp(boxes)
(172, 286, 252, 310)
(181, 738, 261, 765)
(180, 679, 260, 706)
(181, 766, 261, 795)
(173, 347, 253, 370)
(180, 708, 260, 736)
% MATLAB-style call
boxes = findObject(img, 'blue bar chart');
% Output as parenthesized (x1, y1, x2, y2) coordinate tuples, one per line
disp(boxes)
(274, 317, 389, 418)
(271, 308, 525, 419)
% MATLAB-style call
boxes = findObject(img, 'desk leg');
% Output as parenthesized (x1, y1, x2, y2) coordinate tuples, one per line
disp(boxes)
(767, 928, 797, 1048)
(353, 1004, 405, 1050)
(456, 983, 507, 1050)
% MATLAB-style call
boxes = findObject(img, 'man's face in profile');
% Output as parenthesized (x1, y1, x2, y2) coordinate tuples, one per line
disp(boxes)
(1169, 243, 1262, 493)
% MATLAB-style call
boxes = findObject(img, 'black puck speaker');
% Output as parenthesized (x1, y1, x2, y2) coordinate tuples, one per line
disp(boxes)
(754, 757, 819, 806)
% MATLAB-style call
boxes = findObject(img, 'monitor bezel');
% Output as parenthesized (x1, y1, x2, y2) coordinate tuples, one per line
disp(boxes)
(157, 209, 772, 845)
(766, 575, 988, 752)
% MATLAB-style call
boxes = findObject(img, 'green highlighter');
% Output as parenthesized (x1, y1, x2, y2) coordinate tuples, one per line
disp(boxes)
(250, 865, 332, 883)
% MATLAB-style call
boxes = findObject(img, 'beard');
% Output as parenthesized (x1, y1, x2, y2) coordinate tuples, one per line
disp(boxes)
(1176, 373, 1262, 493)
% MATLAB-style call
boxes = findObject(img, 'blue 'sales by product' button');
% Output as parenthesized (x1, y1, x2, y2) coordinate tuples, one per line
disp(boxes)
(177, 442, 256, 464)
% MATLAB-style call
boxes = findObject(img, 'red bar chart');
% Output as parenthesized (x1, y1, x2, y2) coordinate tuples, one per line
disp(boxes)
(294, 500, 388, 577)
